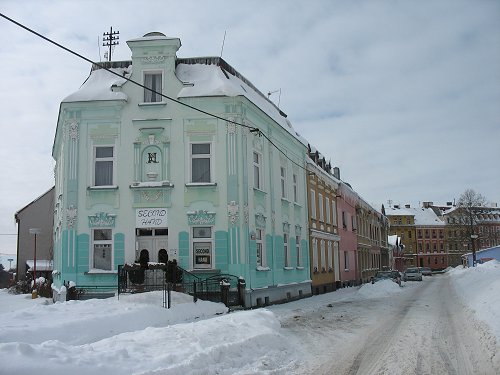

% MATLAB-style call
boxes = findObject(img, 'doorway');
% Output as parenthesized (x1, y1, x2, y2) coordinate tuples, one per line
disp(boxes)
(136, 228, 168, 264)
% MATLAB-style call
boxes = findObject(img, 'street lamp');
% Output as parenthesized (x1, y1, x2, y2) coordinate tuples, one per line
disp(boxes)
(29, 228, 41, 282)
(471, 234, 478, 267)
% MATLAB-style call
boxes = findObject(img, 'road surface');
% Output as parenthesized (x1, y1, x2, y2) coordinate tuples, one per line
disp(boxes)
(277, 274, 499, 374)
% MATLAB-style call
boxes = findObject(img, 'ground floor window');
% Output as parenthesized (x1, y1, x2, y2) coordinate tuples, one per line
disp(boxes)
(256, 229, 265, 267)
(193, 226, 213, 269)
(93, 229, 112, 270)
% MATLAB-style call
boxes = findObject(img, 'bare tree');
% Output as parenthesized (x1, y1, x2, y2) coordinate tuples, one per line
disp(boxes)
(453, 189, 488, 266)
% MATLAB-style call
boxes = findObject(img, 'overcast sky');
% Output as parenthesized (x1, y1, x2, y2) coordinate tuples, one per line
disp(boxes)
(0, 0, 499, 254)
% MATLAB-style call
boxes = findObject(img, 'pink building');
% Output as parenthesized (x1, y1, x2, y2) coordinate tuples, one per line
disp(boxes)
(337, 182, 358, 286)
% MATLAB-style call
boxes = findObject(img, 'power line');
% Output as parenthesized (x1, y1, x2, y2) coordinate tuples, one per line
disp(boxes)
(0, 12, 307, 172)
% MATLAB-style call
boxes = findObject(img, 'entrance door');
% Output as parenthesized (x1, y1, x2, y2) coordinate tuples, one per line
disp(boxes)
(136, 228, 168, 263)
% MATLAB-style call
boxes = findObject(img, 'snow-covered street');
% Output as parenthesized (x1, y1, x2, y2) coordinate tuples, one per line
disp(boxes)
(0, 262, 499, 374)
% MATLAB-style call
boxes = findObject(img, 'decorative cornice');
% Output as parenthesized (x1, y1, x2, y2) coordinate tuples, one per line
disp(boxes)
(142, 56, 166, 64)
(88, 212, 116, 228)
(187, 210, 216, 226)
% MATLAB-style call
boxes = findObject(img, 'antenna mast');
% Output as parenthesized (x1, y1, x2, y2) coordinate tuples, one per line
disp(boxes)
(103, 26, 119, 62)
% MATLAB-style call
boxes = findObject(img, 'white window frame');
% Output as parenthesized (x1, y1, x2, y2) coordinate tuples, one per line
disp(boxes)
(93, 145, 115, 187)
(143, 70, 163, 103)
(312, 239, 319, 272)
(284, 233, 291, 268)
(256, 228, 266, 267)
(190, 142, 212, 183)
(296, 235, 302, 267)
(280, 166, 287, 199)
(293, 173, 298, 203)
(328, 241, 333, 271)
(318, 193, 324, 222)
(325, 197, 331, 224)
(192, 226, 213, 269)
(320, 240, 326, 271)
(92, 229, 113, 271)
(253, 151, 263, 190)
(331, 200, 337, 226)
(310, 189, 316, 219)
(344, 250, 349, 270)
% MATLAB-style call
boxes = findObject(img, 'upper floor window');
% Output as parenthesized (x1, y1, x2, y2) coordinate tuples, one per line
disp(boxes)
(253, 152, 262, 190)
(293, 173, 298, 203)
(310, 189, 316, 219)
(318, 193, 324, 221)
(191, 143, 211, 183)
(144, 72, 162, 102)
(280, 166, 287, 198)
(325, 197, 331, 224)
(94, 146, 114, 186)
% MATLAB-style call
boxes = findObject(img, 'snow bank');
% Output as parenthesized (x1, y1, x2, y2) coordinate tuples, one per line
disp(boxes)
(356, 279, 404, 299)
(0, 291, 298, 374)
(448, 260, 500, 341)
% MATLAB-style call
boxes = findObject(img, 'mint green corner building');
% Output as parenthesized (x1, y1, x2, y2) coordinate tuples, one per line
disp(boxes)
(52, 32, 311, 306)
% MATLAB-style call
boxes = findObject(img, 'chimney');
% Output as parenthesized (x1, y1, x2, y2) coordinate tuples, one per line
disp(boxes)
(333, 167, 340, 180)
(423, 201, 433, 208)
(405, 204, 410, 209)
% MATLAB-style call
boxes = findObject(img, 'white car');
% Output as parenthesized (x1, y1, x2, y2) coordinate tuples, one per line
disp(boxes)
(403, 267, 422, 281)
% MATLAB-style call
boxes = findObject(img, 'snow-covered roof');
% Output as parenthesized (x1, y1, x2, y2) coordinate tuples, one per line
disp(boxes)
(176, 61, 300, 140)
(386, 206, 445, 226)
(62, 66, 131, 103)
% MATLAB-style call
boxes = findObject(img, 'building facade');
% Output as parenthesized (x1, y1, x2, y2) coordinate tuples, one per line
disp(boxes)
(51, 32, 310, 306)
(15, 187, 55, 281)
(356, 199, 390, 283)
(306, 149, 341, 294)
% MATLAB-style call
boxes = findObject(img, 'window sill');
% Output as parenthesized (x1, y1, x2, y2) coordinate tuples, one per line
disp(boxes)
(138, 102, 167, 107)
(85, 269, 118, 275)
(283, 266, 294, 270)
(185, 182, 217, 187)
(281, 197, 290, 203)
(253, 187, 267, 195)
(87, 185, 118, 191)
(256, 266, 270, 271)
(296, 266, 304, 270)
(130, 181, 173, 188)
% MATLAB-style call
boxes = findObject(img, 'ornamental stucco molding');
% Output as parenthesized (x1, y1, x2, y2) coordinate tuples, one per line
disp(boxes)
(295, 224, 302, 236)
(141, 190, 163, 201)
(65, 119, 79, 140)
(187, 210, 216, 226)
(66, 205, 78, 228)
(243, 203, 249, 224)
(142, 56, 166, 64)
(88, 212, 116, 228)
(227, 117, 236, 134)
(255, 213, 266, 229)
(228, 201, 239, 225)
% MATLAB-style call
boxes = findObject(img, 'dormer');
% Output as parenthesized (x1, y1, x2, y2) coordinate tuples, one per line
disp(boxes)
(126, 32, 182, 104)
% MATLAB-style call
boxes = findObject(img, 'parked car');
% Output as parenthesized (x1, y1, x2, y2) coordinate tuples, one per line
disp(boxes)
(371, 270, 402, 286)
(419, 267, 432, 276)
(403, 267, 422, 281)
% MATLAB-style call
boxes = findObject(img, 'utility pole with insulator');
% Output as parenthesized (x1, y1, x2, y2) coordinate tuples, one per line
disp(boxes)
(103, 27, 119, 62)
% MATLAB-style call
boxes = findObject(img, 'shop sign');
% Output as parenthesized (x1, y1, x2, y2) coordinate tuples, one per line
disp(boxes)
(136, 208, 167, 228)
